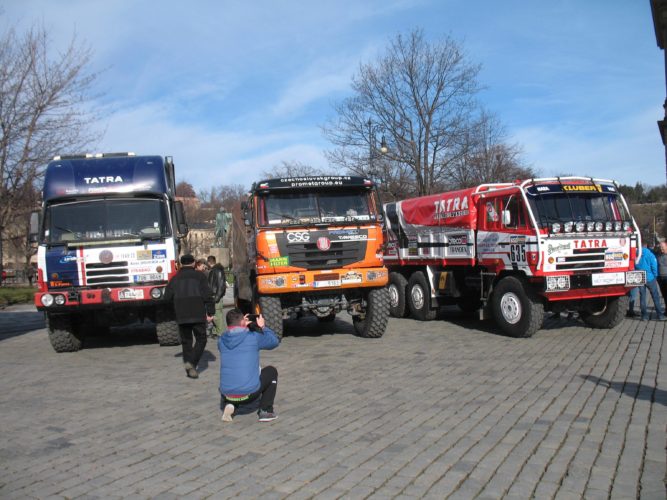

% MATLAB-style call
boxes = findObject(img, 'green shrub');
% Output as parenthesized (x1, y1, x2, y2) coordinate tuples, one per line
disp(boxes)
(0, 287, 36, 307)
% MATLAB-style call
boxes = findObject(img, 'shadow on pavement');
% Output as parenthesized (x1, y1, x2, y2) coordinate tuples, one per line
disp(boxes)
(82, 323, 158, 349)
(581, 374, 667, 407)
(0, 311, 45, 342)
(172, 349, 217, 373)
(282, 315, 356, 338)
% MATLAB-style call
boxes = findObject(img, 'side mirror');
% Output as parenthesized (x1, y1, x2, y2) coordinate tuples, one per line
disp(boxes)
(174, 201, 189, 236)
(29, 211, 40, 243)
(502, 210, 512, 226)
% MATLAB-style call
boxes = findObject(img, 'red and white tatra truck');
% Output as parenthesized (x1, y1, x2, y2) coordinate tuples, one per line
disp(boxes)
(383, 177, 646, 337)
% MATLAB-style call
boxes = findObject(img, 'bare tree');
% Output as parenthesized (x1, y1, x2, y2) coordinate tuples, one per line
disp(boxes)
(447, 110, 536, 189)
(262, 160, 330, 179)
(324, 29, 481, 197)
(0, 26, 101, 275)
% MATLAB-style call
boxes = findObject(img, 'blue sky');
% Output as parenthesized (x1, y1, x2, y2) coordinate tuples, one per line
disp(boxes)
(3, 0, 665, 191)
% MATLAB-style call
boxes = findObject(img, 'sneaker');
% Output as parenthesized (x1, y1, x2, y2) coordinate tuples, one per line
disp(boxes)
(184, 362, 199, 379)
(658, 316, 667, 322)
(221, 403, 235, 422)
(258, 409, 278, 422)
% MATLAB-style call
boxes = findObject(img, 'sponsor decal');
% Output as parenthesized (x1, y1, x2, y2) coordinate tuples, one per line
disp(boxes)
(341, 271, 363, 284)
(619, 238, 627, 246)
(268, 244, 279, 255)
(536, 186, 550, 192)
(448, 234, 468, 245)
(509, 235, 527, 244)
(59, 255, 78, 264)
(317, 237, 331, 251)
(604, 261, 625, 269)
(486, 202, 498, 222)
(433, 196, 469, 220)
(562, 184, 602, 192)
(130, 266, 153, 273)
(99, 249, 113, 264)
(449, 246, 468, 254)
(547, 243, 571, 255)
(604, 252, 624, 261)
(478, 232, 500, 252)
(573, 239, 607, 249)
(136, 250, 152, 260)
(151, 249, 167, 259)
(286, 231, 310, 243)
(269, 256, 290, 267)
(49, 281, 71, 287)
(83, 176, 124, 184)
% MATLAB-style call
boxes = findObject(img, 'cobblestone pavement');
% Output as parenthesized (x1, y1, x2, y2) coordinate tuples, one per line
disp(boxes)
(0, 302, 665, 499)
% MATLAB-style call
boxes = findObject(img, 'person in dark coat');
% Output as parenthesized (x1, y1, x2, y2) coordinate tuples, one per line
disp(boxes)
(163, 254, 215, 378)
(207, 255, 227, 336)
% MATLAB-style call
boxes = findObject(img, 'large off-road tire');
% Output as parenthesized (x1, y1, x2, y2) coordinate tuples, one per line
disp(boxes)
(258, 295, 283, 339)
(155, 307, 180, 346)
(353, 287, 390, 338)
(234, 280, 252, 314)
(579, 295, 628, 329)
(388, 272, 409, 318)
(47, 314, 83, 352)
(407, 271, 438, 321)
(491, 276, 544, 338)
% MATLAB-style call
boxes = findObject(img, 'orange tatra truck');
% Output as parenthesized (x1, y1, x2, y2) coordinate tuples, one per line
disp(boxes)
(232, 176, 390, 339)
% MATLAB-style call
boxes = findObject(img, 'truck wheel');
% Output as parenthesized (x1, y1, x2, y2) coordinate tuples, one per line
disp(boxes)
(579, 295, 628, 329)
(47, 314, 83, 352)
(407, 271, 437, 321)
(258, 295, 283, 339)
(234, 280, 252, 314)
(491, 276, 544, 338)
(155, 307, 180, 346)
(353, 287, 390, 338)
(388, 272, 408, 318)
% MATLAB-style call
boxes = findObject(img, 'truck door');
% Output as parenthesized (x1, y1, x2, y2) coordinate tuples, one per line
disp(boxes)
(477, 192, 531, 272)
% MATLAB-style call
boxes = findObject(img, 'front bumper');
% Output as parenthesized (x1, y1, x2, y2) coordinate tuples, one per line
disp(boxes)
(256, 267, 388, 294)
(35, 285, 169, 311)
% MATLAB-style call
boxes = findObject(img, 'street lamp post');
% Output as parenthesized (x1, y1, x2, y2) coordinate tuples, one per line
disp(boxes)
(367, 118, 388, 182)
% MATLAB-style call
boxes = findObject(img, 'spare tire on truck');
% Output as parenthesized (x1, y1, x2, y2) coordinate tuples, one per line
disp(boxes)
(353, 287, 390, 338)
(491, 276, 544, 338)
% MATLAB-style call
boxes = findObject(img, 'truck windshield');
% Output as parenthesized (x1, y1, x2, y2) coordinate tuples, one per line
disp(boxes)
(43, 198, 170, 244)
(260, 190, 374, 226)
(527, 193, 628, 227)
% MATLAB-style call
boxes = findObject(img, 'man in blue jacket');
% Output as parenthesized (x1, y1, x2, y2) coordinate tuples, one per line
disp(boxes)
(635, 244, 667, 321)
(218, 308, 280, 422)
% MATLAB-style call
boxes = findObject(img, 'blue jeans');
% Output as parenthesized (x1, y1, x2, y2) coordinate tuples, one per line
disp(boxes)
(639, 279, 665, 319)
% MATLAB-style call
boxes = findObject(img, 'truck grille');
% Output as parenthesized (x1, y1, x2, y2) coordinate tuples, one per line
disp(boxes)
(85, 261, 131, 286)
(555, 248, 606, 271)
(286, 241, 366, 270)
(275, 230, 368, 270)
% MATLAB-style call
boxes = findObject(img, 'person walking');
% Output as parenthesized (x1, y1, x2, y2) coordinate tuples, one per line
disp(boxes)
(218, 308, 280, 422)
(635, 243, 667, 321)
(207, 255, 227, 336)
(657, 238, 667, 309)
(163, 254, 215, 378)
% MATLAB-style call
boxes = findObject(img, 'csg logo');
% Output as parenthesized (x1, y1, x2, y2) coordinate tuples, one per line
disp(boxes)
(286, 232, 310, 243)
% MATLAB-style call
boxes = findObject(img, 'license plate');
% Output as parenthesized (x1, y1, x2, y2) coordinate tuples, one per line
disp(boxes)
(591, 272, 625, 286)
(135, 273, 163, 282)
(119, 289, 145, 300)
(313, 280, 341, 288)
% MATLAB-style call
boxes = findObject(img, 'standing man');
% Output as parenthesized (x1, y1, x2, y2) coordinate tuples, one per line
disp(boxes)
(207, 255, 227, 336)
(635, 243, 667, 321)
(657, 238, 667, 308)
(218, 309, 280, 422)
(163, 254, 215, 379)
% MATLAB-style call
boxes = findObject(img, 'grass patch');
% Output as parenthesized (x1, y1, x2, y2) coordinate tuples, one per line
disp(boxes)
(0, 287, 35, 307)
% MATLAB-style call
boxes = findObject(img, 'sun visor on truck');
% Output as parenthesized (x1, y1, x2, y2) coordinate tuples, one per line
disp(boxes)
(524, 182, 617, 196)
(254, 176, 375, 192)
(43, 156, 168, 201)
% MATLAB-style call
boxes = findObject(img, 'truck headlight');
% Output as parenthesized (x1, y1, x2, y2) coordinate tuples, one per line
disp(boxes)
(54, 294, 66, 305)
(41, 294, 54, 307)
(546, 276, 570, 292)
(603, 222, 611, 231)
(622, 221, 631, 231)
(575, 222, 585, 232)
(586, 221, 595, 232)
(626, 271, 646, 285)
(614, 221, 622, 231)
(563, 222, 574, 233)
(150, 287, 163, 299)
(551, 222, 562, 233)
